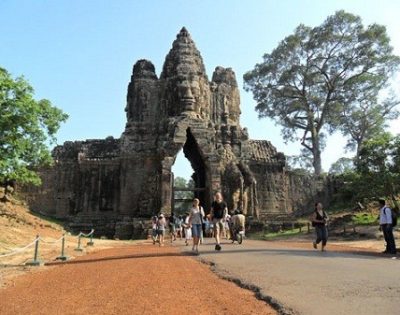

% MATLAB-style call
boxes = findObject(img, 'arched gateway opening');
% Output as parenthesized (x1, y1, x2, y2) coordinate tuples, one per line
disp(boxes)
(171, 128, 209, 215)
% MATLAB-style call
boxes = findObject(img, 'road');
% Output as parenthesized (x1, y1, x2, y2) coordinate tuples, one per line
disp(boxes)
(183, 239, 400, 315)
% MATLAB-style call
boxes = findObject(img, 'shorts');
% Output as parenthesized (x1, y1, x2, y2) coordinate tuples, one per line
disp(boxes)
(191, 224, 202, 238)
(152, 229, 157, 237)
(156, 229, 165, 236)
(169, 224, 176, 233)
(213, 218, 224, 235)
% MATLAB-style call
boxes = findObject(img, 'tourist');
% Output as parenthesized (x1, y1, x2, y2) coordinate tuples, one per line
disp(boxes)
(156, 214, 167, 246)
(311, 202, 329, 251)
(151, 215, 158, 244)
(169, 212, 177, 242)
(231, 210, 246, 242)
(183, 212, 192, 245)
(210, 192, 228, 250)
(188, 198, 205, 253)
(175, 215, 183, 240)
(224, 213, 231, 240)
(379, 199, 397, 254)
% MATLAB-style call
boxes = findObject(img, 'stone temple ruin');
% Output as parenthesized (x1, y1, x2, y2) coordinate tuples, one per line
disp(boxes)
(28, 28, 328, 238)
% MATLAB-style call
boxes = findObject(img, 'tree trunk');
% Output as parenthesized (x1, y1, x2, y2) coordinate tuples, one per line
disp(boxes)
(311, 122, 322, 176)
(312, 142, 322, 176)
(355, 139, 363, 165)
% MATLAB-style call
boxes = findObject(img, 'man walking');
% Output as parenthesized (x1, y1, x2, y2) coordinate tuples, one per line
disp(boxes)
(210, 192, 228, 251)
(379, 199, 396, 254)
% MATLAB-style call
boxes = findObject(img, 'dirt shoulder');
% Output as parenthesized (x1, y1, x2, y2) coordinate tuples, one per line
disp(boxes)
(0, 243, 276, 315)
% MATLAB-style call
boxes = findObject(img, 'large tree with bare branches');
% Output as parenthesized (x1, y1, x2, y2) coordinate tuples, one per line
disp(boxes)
(244, 10, 399, 175)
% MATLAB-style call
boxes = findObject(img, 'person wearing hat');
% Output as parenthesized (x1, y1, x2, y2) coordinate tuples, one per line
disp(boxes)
(156, 214, 167, 246)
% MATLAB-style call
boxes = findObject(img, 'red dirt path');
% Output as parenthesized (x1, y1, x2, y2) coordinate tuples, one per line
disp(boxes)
(0, 243, 276, 315)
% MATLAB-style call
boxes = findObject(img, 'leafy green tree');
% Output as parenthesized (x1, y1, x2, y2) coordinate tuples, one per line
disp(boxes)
(341, 132, 400, 202)
(173, 176, 194, 213)
(339, 92, 399, 161)
(244, 10, 399, 175)
(0, 67, 68, 186)
(329, 157, 354, 175)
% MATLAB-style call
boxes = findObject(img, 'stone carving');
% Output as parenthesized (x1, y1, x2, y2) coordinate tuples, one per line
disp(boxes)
(26, 27, 327, 239)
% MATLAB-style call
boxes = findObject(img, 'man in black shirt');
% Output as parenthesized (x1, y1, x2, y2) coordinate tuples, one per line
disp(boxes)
(210, 192, 228, 250)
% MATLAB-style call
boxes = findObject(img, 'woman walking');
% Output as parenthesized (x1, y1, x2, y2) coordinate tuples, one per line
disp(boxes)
(151, 215, 158, 244)
(311, 202, 329, 251)
(189, 198, 205, 253)
(156, 214, 167, 246)
(183, 212, 192, 246)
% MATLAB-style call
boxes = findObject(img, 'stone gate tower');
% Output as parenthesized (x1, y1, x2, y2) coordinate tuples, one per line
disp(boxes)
(30, 28, 293, 238)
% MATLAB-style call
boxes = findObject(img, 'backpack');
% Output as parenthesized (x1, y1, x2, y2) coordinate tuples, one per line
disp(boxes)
(384, 207, 398, 227)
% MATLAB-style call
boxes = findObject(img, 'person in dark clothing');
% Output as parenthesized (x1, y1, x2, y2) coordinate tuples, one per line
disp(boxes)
(379, 199, 396, 254)
(311, 202, 329, 252)
(210, 192, 228, 250)
(169, 212, 177, 242)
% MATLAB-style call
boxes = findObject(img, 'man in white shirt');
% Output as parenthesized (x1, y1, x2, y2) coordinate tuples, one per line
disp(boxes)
(379, 199, 396, 254)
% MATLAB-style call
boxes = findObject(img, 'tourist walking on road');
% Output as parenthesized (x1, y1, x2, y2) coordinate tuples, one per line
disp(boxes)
(151, 215, 158, 244)
(379, 199, 397, 254)
(189, 198, 205, 253)
(210, 192, 228, 251)
(169, 212, 177, 242)
(175, 215, 183, 240)
(311, 202, 329, 251)
(183, 212, 192, 245)
(156, 214, 167, 246)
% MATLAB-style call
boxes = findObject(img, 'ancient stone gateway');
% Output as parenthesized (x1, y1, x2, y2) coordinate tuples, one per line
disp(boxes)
(29, 28, 307, 238)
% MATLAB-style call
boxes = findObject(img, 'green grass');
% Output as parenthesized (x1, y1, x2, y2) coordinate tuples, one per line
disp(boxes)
(352, 212, 378, 225)
(249, 228, 308, 240)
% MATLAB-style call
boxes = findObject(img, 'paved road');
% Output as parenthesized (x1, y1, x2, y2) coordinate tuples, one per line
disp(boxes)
(181, 239, 400, 315)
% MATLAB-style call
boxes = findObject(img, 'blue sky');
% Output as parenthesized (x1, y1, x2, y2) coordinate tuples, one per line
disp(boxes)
(1, 0, 399, 179)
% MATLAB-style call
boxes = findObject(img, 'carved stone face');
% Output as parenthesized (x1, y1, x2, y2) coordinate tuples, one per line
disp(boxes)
(176, 74, 201, 111)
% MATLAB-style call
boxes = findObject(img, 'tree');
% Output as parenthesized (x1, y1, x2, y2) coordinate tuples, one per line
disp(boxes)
(339, 92, 399, 162)
(244, 10, 400, 175)
(173, 176, 194, 213)
(0, 67, 68, 186)
(341, 132, 400, 201)
(329, 157, 354, 175)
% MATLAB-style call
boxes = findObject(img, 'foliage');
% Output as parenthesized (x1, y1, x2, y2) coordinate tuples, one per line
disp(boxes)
(339, 92, 399, 161)
(173, 176, 194, 214)
(244, 10, 400, 175)
(286, 154, 314, 173)
(249, 228, 306, 240)
(337, 132, 400, 202)
(329, 157, 354, 175)
(0, 67, 68, 185)
(352, 212, 378, 225)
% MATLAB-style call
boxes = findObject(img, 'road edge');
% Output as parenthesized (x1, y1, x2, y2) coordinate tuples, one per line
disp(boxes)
(198, 257, 298, 315)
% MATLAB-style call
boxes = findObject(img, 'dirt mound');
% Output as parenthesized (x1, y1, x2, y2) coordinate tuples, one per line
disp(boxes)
(0, 200, 136, 288)
(0, 201, 64, 253)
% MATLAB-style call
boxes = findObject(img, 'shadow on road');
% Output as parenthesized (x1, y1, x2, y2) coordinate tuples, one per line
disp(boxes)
(45, 251, 197, 266)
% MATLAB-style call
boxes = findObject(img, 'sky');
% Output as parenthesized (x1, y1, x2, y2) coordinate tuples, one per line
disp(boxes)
(1, 0, 400, 180)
